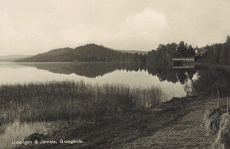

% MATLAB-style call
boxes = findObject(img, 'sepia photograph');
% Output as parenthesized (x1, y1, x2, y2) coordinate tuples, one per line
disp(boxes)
(0, 0, 230, 148)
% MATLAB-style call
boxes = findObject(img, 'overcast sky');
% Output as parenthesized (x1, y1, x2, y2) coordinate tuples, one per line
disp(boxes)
(0, 0, 230, 55)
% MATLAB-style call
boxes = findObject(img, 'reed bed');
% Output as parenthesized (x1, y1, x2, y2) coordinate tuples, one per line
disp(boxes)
(0, 81, 163, 125)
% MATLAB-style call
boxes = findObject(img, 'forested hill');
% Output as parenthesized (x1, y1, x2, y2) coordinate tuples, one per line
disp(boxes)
(17, 44, 142, 62)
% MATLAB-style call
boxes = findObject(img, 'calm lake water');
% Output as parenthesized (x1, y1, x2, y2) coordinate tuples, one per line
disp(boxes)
(0, 62, 200, 148)
(0, 62, 196, 100)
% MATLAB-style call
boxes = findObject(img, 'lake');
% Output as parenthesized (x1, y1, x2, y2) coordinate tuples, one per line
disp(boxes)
(0, 62, 196, 101)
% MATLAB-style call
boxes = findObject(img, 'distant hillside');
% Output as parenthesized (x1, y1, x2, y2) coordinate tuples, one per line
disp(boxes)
(0, 55, 33, 62)
(17, 44, 138, 62)
(118, 50, 148, 55)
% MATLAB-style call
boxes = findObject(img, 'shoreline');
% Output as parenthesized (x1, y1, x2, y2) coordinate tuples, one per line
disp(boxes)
(191, 62, 230, 69)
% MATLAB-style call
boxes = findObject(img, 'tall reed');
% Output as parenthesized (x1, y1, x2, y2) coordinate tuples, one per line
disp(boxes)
(0, 81, 163, 125)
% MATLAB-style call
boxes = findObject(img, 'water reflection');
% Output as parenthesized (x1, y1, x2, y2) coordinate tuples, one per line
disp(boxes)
(191, 67, 230, 97)
(146, 66, 197, 84)
(17, 62, 197, 85)
(0, 62, 197, 100)
(19, 62, 120, 78)
(173, 65, 195, 69)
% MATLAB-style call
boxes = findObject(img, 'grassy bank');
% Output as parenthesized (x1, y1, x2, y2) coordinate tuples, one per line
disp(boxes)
(0, 81, 163, 125)
(16, 96, 226, 149)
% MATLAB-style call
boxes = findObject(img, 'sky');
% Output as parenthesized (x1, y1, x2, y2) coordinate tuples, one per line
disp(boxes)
(0, 0, 230, 56)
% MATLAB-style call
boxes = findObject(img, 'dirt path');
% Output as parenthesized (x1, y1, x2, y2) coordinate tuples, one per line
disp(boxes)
(17, 97, 219, 149)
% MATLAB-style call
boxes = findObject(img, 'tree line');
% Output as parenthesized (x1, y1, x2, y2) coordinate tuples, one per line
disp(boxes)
(19, 36, 230, 66)
(17, 42, 196, 64)
(199, 36, 230, 65)
(145, 41, 196, 67)
(132, 36, 230, 67)
(106, 41, 197, 66)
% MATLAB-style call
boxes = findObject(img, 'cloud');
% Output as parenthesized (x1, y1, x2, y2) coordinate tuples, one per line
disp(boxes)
(111, 8, 169, 50)
(119, 8, 168, 32)
(0, 0, 230, 55)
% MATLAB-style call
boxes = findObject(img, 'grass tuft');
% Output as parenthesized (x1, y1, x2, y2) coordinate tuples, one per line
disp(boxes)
(213, 113, 230, 149)
(203, 107, 222, 135)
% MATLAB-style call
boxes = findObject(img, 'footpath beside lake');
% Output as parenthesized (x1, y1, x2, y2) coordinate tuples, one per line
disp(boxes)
(16, 96, 220, 149)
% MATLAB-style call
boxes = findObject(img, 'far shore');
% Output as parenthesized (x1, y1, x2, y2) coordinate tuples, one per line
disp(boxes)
(189, 62, 230, 69)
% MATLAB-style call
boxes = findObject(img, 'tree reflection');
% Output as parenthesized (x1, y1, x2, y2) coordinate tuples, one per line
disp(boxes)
(18, 62, 230, 98)
(19, 62, 197, 85)
(191, 68, 230, 97)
